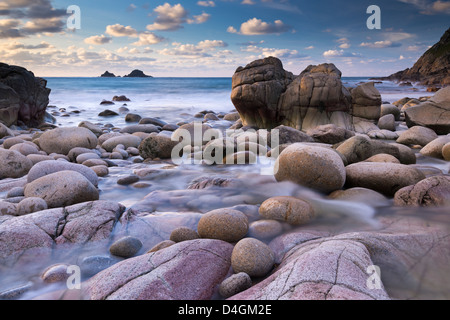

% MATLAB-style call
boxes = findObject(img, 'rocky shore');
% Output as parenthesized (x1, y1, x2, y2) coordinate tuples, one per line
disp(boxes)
(0, 59, 449, 300)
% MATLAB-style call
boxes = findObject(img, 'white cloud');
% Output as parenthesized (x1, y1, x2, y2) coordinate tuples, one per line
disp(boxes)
(146, 3, 188, 31)
(132, 32, 165, 46)
(187, 12, 211, 24)
(304, 45, 314, 50)
(228, 18, 291, 35)
(323, 49, 362, 58)
(84, 34, 112, 45)
(106, 24, 138, 37)
(197, 1, 215, 7)
(159, 39, 228, 58)
(359, 40, 401, 48)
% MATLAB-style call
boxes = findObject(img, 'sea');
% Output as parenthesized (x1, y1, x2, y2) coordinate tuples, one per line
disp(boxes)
(45, 77, 433, 128)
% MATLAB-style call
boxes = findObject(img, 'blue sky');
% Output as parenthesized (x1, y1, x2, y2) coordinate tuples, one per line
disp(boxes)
(0, 0, 448, 77)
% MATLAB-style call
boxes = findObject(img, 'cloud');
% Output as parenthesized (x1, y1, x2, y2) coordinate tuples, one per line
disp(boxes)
(197, 1, 215, 6)
(84, 34, 112, 45)
(159, 39, 228, 58)
(304, 45, 314, 50)
(242, 44, 307, 59)
(106, 24, 138, 37)
(397, 0, 450, 14)
(4, 40, 53, 50)
(132, 32, 165, 46)
(359, 40, 402, 48)
(187, 12, 211, 24)
(146, 3, 188, 31)
(228, 18, 291, 35)
(323, 49, 363, 58)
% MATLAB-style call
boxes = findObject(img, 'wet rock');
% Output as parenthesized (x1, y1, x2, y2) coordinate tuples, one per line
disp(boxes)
(0, 201, 17, 216)
(91, 165, 109, 177)
(306, 124, 355, 144)
(197, 208, 249, 243)
(117, 174, 140, 186)
(84, 239, 233, 300)
(76, 152, 100, 164)
(275, 144, 346, 194)
(345, 162, 426, 196)
(102, 135, 142, 152)
(26, 154, 54, 165)
(24, 171, 99, 208)
(268, 125, 314, 146)
(0, 201, 126, 267)
(169, 227, 200, 243)
(80, 255, 120, 278)
(420, 136, 450, 159)
(231, 238, 275, 278)
(219, 272, 252, 299)
(259, 196, 315, 225)
(6, 187, 24, 198)
(329, 187, 389, 207)
(78, 121, 103, 137)
(120, 124, 159, 134)
(38, 127, 98, 155)
(110, 236, 143, 258)
(139, 134, 178, 160)
(248, 220, 284, 240)
(139, 117, 167, 127)
(16, 197, 48, 216)
(113, 95, 130, 102)
(443, 142, 450, 161)
(396, 126, 438, 147)
(380, 104, 401, 121)
(172, 122, 216, 147)
(0, 149, 33, 179)
(9, 142, 39, 156)
(394, 176, 450, 207)
(2, 137, 25, 149)
(67, 147, 98, 162)
(364, 153, 400, 164)
(27, 160, 98, 187)
(98, 109, 118, 117)
(377, 114, 396, 131)
(41, 264, 70, 284)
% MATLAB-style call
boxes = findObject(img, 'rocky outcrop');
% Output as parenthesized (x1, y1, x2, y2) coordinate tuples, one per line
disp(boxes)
(100, 71, 116, 78)
(231, 57, 381, 132)
(377, 27, 450, 86)
(0, 63, 51, 127)
(404, 87, 450, 134)
(124, 70, 152, 78)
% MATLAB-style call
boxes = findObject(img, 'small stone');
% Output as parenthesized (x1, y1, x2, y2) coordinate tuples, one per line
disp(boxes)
(443, 142, 450, 161)
(99, 109, 118, 117)
(16, 197, 48, 216)
(41, 264, 70, 283)
(169, 227, 200, 243)
(259, 196, 315, 226)
(420, 136, 450, 159)
(231, 238, 275, 278)
(6, 187, 25, 198)
(109, 236, 143, 258)
(117, 174, 140, 185)
(248, 220, 283, 240)
(80, 255, 119, 278)
(364, 153, 400, 164)
(91, 165, 109, 177)
(219, 272, 253, 298)
(396, 126, 438, 147)
(197, 209, 249, 243)
(125, 113, 142, 123)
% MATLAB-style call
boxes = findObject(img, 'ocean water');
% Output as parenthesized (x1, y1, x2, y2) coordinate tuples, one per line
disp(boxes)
(45, 77, 432, 127)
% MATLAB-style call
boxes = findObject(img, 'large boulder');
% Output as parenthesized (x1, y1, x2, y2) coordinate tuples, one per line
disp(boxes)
(83, 239, 233, 300)
(404, 87, 450, 134)
(230, 57, 382, 133)
(394, 176, 450, 207)
(24, 171, 99, 208)
(38, 127, 98, 155)
(0, 63, 50, 127)
(274, 143, 346, 194)
(231, 57, 294, 129)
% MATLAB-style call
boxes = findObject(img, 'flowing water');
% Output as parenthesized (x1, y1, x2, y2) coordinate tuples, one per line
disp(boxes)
(1, 77, 449, 300)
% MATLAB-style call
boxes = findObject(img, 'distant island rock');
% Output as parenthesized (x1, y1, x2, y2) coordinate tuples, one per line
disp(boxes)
(373, 27, 450, 86)
(124, 70, 153, 78)
(100, 71, 116, 78)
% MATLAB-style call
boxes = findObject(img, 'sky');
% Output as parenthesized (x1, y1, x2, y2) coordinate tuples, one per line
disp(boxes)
(0, 0, 449, 77)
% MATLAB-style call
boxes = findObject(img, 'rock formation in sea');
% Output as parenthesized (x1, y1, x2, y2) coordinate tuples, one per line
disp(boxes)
(124, 70, 153, 78)
(375, 27, 450, 86)
(0, 63, 51, 127)
(231, 57, 381, 133)
(100, 71, 116, 78)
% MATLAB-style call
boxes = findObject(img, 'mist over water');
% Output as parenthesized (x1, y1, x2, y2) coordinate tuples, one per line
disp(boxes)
(1, 77, 449, 300)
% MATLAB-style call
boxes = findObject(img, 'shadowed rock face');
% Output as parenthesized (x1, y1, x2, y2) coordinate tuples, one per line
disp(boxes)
(231, 57, 380, 132)
(0, 63, 51, 127)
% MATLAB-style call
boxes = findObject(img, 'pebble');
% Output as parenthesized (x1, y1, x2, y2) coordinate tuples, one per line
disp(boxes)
(197, 209, 249, 243)
(41, 264, 70, 283)
(169, 227, 200, 243)
(219, 272, 252, 298)
(231, 238, 275, 278)
(109, 236, 143, 258)
(259, 196, 316, 226)
(117, 174, 140, 185)
(248, 220, 284, 240)
(147, 240, 176, 253)
(16, 197, 48, 216)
